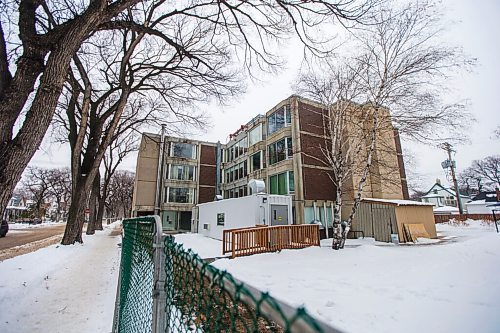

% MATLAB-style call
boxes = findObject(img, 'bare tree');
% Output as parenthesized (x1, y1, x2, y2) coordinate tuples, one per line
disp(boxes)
(458, 167, 484, 196)
(23, 167, 51, 219)
(0, 0, 380, 231)
(106, 170, 135, 219)
(296, 0, 473, 249)
(46, 168, 72, 222)
(471, 155, 500, 190)
(88, 130, 138, 235)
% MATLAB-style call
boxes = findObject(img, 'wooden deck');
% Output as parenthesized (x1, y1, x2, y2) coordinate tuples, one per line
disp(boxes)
(223, 224, 320, 258)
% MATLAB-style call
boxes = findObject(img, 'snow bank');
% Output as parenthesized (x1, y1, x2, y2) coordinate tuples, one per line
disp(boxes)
(0, 225, 121, 333)
(9, 221, 64, 230)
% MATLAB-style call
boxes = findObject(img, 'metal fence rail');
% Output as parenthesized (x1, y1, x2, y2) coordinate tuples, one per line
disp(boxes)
(113, 216, 342, 333)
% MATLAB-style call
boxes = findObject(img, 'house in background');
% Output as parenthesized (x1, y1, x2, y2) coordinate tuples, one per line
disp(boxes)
(420, 179, 470, 212)
(3, 196, 31, 221)
(465, 190, 500, 214)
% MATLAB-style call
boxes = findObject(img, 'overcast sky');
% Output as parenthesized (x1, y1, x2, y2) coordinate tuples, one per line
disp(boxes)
(31, 0, 499, 192)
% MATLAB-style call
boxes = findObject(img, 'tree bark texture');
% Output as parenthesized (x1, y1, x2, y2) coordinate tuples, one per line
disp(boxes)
(96, 195, 105, 230)
(86, 172, 101, 235)
(0, 1, 110, 227)
(61, 178, 89, 245)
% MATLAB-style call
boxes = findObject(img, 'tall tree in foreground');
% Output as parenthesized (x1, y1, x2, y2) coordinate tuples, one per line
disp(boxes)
(0, 1, 379, 229)
(296, 0, 473, 249)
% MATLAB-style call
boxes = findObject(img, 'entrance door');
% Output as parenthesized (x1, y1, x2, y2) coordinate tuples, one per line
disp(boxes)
(179, 211, 192, 231)
(271, 205, 288, 226)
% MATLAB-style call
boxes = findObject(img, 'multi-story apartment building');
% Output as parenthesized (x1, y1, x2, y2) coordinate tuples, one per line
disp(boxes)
(132, 134, 221, 231)
(132, 95, 409, 231)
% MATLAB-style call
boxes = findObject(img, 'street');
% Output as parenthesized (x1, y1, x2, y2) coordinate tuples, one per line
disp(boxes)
(0, 224, 66, 261)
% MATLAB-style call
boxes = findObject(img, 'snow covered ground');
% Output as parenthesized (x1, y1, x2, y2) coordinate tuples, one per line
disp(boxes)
(0, 222, 122, 333)
(8, 220, 64, 231)
(173, 233, 228, 259)
(1, 220, 498, 333)
(177, 220, 500, 333)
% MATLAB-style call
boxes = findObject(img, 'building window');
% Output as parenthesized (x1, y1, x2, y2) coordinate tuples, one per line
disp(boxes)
(304, 207, 315, 223)
(251, 151, 262, 172)
(171, 142, 196, 159)
(223, 185, 248, 199)
(268, 137, 293, 165)
(166, 187, 194, 203)
(267, 105, 291, 135)
(248, 124, 262, 146)
(288, 171, 295, 192)
(225, 137, 248, 163)
(224, 161, 248, 184)
(269, 171, 294, 195)
(217, 213, 225, 226)
(168, 165, 195, 181)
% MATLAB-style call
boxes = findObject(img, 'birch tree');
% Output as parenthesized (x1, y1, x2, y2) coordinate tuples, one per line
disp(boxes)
(297, 0, 473, 249)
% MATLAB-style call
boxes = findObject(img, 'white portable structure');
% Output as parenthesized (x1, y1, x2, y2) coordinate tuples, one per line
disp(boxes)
(197, 194, 293, 240)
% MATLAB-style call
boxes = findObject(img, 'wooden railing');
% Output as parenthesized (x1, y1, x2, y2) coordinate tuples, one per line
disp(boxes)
(434, 213, 495, 223)
(223, 224, 321, 259)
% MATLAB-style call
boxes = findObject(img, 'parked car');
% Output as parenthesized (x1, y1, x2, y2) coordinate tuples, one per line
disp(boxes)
(0, 220, 9, 237)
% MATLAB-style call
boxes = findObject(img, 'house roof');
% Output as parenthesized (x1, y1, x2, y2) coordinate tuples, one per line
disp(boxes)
(362, 198, 433, 206)
(471, 191, 499, 203)
(423, 182, 469, 199)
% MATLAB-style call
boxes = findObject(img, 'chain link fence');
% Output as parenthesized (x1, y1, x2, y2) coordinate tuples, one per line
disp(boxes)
(113, 216, 342, 333)
(112, 216, 160, 333)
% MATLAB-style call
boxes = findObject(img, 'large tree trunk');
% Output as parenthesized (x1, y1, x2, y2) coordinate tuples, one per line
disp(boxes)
(86, 173, 100, 235)
(96, 195, 106, 230)
(62, 178, 90, 244)
(0, 2, 108, 227)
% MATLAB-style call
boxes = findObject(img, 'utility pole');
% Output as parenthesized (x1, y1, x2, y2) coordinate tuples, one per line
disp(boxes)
(440, 142, 464, 214)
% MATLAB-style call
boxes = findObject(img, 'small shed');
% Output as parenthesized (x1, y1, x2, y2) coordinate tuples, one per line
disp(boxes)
(355, 198, 436, 243)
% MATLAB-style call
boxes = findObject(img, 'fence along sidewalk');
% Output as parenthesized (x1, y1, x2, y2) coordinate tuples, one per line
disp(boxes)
(223, 224, 321, 258)
(113, 216, 342, 333)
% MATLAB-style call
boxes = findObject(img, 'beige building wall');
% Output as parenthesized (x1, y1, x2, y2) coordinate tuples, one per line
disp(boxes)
(132, 134, 160, 214)
(340, 104, 404, 207)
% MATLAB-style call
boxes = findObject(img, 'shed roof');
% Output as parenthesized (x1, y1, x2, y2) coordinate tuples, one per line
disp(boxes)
(362, 198, 433, 207)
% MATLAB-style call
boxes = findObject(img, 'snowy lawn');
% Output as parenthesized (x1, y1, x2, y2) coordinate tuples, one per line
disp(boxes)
(0, 222, 122, 333)
(177, 220, 500, 333)
(172, 233, 227, 259)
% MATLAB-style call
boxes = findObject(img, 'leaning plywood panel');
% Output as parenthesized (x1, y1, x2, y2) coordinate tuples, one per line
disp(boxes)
(403, 223, 430, 242)
(395, 206, 437, 240)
